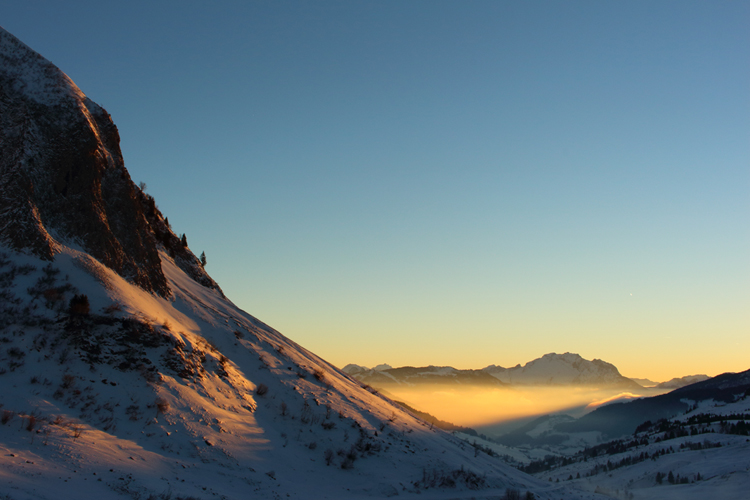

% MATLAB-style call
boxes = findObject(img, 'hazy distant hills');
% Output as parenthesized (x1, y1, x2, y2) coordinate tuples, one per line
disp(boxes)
(343, 364, 506, 387)
(344, 352, 641, 389)
(626, 375, 710, 389)
(654, 374, 710, 389)
(499, 368, 750, 445)
(628, 377, 658, 387)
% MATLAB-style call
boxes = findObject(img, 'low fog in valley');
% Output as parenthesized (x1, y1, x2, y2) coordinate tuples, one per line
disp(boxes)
(380, 385, 670, 434)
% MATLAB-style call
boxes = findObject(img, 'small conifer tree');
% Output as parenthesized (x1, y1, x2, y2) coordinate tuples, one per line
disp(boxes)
(200, 251, 207, 267)
(181, 233, 187, 247)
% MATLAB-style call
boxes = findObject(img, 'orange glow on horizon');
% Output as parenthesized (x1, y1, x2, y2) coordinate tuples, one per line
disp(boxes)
(380, 385, 671, 429)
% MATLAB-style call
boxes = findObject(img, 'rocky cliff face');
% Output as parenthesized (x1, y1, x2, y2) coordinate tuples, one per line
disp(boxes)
(0, 27, 219, 296)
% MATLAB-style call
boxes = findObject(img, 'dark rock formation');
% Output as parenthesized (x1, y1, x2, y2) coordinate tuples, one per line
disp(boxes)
(0, 27, 220, 296)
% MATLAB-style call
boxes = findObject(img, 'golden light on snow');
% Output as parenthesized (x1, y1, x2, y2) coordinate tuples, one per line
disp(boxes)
(584, 392, 642, 411)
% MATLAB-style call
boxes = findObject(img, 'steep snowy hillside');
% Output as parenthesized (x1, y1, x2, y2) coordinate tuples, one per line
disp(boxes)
(0, 26, 603, 500)
(0, 245, 579, 499)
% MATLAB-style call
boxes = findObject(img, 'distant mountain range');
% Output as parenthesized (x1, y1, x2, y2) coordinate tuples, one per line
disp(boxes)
(344, 352, 642, 389)
(629, 377, 658, 387)
(654, 374, 710, 389)
(626, 375, 710, 389)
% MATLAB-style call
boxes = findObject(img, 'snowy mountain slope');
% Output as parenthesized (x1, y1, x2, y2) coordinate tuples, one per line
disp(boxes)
(0, 243, 600, 500)
(0, 27, 604, 499)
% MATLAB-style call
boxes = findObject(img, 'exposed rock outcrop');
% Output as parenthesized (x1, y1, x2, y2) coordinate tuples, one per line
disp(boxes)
(0, 27, 220, 297)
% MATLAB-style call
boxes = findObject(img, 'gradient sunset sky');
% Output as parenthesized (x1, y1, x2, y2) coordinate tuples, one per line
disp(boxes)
(2, 1, 748, 381)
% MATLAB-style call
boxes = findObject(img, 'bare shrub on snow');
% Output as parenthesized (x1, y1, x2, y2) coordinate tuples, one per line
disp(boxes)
(25, 414, 37, 432)
(504, 488, 521, 500)
(103, 302, 122, 315)
(339, 446, 357, 469)
(126, 405, 141, 421)
(61, 373, 76, 389)
(155, 397, 170, 415)
(7, 346, 24, 359)
(415, 467, 487, 490)
(300, 401, 314, 424)
(1, 410, 14, 424)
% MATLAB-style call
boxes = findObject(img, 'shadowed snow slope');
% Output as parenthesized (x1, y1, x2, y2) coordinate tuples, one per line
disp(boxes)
(0, 26, 602, 499)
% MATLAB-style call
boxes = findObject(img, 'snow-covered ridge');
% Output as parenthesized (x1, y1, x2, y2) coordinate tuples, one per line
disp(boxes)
(486, 353, 639, 388)
(346, 353, 641, 389)
(0, 26, 87, 106)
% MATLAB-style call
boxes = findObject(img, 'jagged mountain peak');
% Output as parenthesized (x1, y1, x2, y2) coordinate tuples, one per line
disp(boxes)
(536, 352, 584, 362)
(499, 352, 634, 387)
(523, 352, 619, 373)
(0, 26, 220, 297)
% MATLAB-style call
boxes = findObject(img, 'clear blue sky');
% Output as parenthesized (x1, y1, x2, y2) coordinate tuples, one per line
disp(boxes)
(2, 1, 748, 380)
